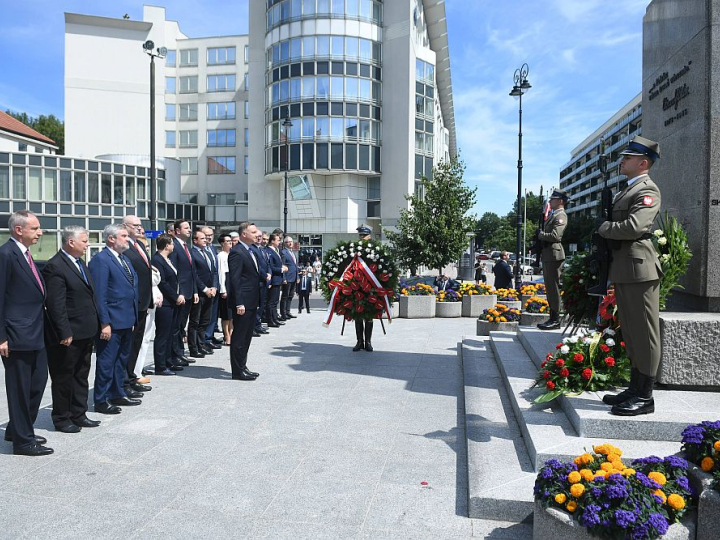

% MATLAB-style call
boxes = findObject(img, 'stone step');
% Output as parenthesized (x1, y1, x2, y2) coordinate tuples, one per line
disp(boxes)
(487, 332, 679, 470)
(516, 327, 719, 442)
(460, 338, 535, 523)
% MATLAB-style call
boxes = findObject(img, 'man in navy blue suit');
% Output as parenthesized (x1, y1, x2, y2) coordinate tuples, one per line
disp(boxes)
(88, 224, 140, 415)
(201, 226, 223, 349)
(0, 210, 52, 456)
(188, 229, 216, 358)
(169, 220, 200, 367)
(249, 228, 270, 336)
(280, 235, 299, 320)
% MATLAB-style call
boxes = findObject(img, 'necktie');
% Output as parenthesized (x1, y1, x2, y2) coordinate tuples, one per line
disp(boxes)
(120, 255, 134, 286)
(135, 241, 149, 267)
(183, 243, 192, 264)
(76, 258, 88, 284)
(248, 247, 258, 271)
(201, 248, 212, 269)
(25, 251, 44, 294)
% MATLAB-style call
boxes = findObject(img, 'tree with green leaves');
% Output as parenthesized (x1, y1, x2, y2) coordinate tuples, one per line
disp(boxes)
(386, 157, 476, 274)
(5, 110, 65, 154)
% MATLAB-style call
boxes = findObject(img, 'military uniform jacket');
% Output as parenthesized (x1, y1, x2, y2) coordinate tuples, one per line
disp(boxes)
(538, 208, 567, 262)
(598, 174, 662, 284)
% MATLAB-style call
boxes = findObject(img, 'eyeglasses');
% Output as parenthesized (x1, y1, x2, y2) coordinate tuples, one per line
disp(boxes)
(127, 223, 143, 229)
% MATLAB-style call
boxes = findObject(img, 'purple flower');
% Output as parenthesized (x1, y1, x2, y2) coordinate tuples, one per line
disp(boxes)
(540, 467, 554, 479)
(676, 476, 690, 491)
(664, 455, 689, 469)
(681, 425, 706, 445)
(632, 455, 663, 467)
(614, 509, 636, 528)
(701, 420, 720, 430)
(634, 472, 661, 490)
(606, 483, 629, 500)
(591, 487, 602, 497)
(648, 512, 670, 535)
(579, 504, 601, 527)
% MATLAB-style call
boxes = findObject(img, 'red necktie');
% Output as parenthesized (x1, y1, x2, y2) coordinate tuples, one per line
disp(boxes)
(135, 241, 149, 267)
(25, 251, 44, 294)
(183, 243, 192, 263)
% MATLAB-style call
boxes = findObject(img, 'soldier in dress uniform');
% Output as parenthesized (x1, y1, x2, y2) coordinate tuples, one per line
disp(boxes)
(536, 189, 569, 330)
(599, 136, 662, 416)
(353, 224, 375, 352)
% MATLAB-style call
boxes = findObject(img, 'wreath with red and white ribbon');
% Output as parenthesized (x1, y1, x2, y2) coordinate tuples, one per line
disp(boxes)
(320, 239, 399, 325)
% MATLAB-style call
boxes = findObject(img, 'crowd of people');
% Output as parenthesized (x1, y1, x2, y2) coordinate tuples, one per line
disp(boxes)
(0, 211, 311, 456)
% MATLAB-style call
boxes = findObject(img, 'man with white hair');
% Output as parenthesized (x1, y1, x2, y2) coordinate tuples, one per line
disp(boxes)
(280, 236, 298, 320)
(88, 224, 140, 415)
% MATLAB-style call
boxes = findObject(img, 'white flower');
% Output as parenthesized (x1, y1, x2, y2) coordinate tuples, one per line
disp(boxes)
(560, 345, 570, 354)
(569, 336, 579, 344)
(661, 253, 671, 262)
(605, 338, 616, 347)
(350, 243, 354, 247)
(583, 337, 593, 344)
(333, 266, 338, 271)
(366, 243, 373, 248)
(653, 229, 664, 237)
(603, 328, 616, 336)
(658, 237, 668, 246)
(578, 279, 584, 284)
(562, 337, 570, 344)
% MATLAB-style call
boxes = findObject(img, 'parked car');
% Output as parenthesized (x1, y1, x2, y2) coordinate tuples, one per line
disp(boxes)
(476, 253, 490, 260)
(489, 251, 501, 260)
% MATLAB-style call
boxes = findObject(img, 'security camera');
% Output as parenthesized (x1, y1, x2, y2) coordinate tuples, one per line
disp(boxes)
(159, 47, 168, 57)
(143, 40, 155, 51)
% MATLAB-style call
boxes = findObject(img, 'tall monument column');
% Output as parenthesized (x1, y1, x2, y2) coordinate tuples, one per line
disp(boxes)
(643, 0, 720, 311)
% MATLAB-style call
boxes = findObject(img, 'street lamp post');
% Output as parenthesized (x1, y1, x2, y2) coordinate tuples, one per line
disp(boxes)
(283, 114, 293, 234)
(143, 40, 166, 238)
(509, 63, 531, 291)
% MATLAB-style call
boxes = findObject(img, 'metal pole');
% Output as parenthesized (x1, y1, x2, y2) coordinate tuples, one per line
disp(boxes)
(149, 54, 157, 247)
(523, 188, 527, 264)
(515, 89, 523, 291)
(284, 135, 289, 234)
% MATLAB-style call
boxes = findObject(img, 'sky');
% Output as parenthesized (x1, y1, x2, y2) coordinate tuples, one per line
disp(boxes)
(0, 0, 650, 218)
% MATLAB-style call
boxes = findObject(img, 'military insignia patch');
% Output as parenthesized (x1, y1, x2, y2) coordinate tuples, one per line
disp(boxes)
(557, 219, 564, 225)
(643, 196, 654, 206)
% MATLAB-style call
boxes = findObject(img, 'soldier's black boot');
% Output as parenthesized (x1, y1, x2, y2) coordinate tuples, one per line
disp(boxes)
(602, 368, 638, 405)
(537, 310, 560, 330)
(611, 372, 655, 416)
(364, 321, 374, 352)
(353, 320, 364, 352)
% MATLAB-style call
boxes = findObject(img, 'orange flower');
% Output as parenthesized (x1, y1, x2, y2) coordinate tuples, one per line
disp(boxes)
(667, 494, 685, 510)
(648, 471, 667, 486)
(653, 489, 667, 504)
(701, 456, 715, 472)
(566, 501, 577, 512)
(570, 484, 585, 498)
(567, 471, 581, 484)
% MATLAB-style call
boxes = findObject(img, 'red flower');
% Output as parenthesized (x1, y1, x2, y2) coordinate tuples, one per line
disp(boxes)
(543, 371, 551, 380)
(604, 357, 615, 367)
(342, 300, 353, 309)
(600, 344, 610, 353)
(560, 368, 570, 378)
(620, 341, 626, 348)
(546, 381, 556, 390)
(369, 263, 378, 272)
(541, 361, 547, 368)
(556, 343, 563, 349)
(362, 283, 372, 292)
(351, 281, 360, 290)
(343, 271, 354, 280)
(546, 353, 553, 361)
(355, 291, 364, 300)
(356, 305, 364, 313)
(555, 359, 565, 368)
(368, 295, 378, 303)
(573, 353, 584, 363)
(581, 368, 593, 380)
(380, 273, 390, 282)
(342, 287, 352, 295)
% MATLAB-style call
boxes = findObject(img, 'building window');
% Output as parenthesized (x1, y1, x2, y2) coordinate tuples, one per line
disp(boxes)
(179, 103, 198, 121)
(165, 131, 176, 147)
(244, 155, 249, 174)
(181, 157, 198, 175)
(244, 128, 249, 147)
(165, 104, 176, 121)
(207, 74, 236, 92)
(244, 100, 249, 118)
(18, 143, 28, 152)
(244, 73, 249, 91)
(179, 48, 198, 67)
(207, 46, 236, 65)
(207, 193, 235, 205)
(207, 102, 236, 120)
(179, 76, 198, 93)
(165, 77, 176, 93)
(179, 130, 198, 148)
(165, 50, 176, 67)
(208, 156, 236, 174)
(244, 45, 249, 63)
(367, 176, 380, 199)
(367, 200, 380, 218)
(207, 129, 236, 147)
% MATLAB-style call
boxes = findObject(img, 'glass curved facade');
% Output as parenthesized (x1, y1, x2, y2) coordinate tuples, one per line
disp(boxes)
(266, 0, 383, 30)
(264, 4, 383, 174)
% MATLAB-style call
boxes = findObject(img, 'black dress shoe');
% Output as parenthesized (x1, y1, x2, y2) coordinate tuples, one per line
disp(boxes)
(243, 368, 259, 377)
(176, 355, 190, 362)
(252, 331, 261, 337)
(232, 372, 258, 381)
(169, 364, 184, 372)
(257, 328, 269, 334)
(286, 313, 296, 319)
(537, 319, 561, 330)
(95, 401, 122, 414)
(267, 323, 280, 328)
(125, 389, 144, 399)
(156, 368, 177, 376)
(211, 337, 223, 345)
(56, 424, 82, 434)
(4, 433, 47, 444)
(131, 382, 152, 392)
(278, 316, 287, 321)
(73, 418, 101, 428)
(276, 320, 286, 325)
(109, 396, 142, 406)
(189, 350, 205, 359)
(14, 443, 54, 457)
(207, 342, 222, 350)
(201, 346, 214, 355)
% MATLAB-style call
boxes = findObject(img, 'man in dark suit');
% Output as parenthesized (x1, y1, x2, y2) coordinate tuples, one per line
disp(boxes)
(43, 226, 101, 433)
(168, 220, 199, 367)
(434, 274, 460, 292)
(227, 221, 261, 381)
(122, 215, 153, 392)
(188, 229, 216, 358)
(0, 210, 52, 456)
(280, 235, 298, 320)
(492, 252, 514, 290)
(265, 234, 285, 328)
(88, 224, 140, 415)
(201, 226, 223, 349)
(297, 268, 312, 313)
(250, 228, 270, 336)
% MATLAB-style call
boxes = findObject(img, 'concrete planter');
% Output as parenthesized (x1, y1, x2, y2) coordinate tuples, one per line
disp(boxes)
(399, 295, 436, 318)
(391, 301, 399, 319)
(435, 301, 462, 318)
(461, 294, 497, 317)
(657, 312, 720, 387)
(532, 501, 695, 540)
(477, 320, 518, 336)
(690, 467, 720, 540)
(521, 312, 548, 326)
(522, 294, 547, 305)
(498, 300, 522, 311)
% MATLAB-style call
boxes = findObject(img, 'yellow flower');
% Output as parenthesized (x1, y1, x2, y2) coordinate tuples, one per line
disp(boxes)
(579, 453, 594, 465)
(653, 489, 667, 504)
(570, 484, 585, 498)
(667, 494, 685, 510)
(567, 471, 582, 484)
(600, 462, 614, 472)
(499, 317, 507, 322)
(594, 471, 607, 480)
(566, 501, 577, 512)
(611, 461, 625, 472)
(554, 493, 567, 504)
(580, 469, 595, 482)
(648, 471, 667, 486)
(622, 468, 636, 477)
(714, 440, 720, 452)
(606, 453, 620, 463)
(701, 456, 715, 472)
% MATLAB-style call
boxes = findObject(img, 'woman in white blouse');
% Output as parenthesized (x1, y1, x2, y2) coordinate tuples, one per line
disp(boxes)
(217, 233, 233, 345)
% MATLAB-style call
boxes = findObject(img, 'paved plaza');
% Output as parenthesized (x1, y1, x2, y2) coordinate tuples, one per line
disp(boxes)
(0, 303, 531, 539)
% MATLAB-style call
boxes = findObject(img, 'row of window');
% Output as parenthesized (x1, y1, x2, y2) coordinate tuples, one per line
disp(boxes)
(267, 0, 383, 30)
(268, 35, 381, 68)
(0, 153, 156, 177)
(166, 74, 248, 94)
(166, 46, 248, 68)
(165, 129, 249, 148)
(165, 101, 249, 122)
(268, 101, 380, 123)
(179, 156, 249, 175)
(268, 76, 381, 105)
(270, 61, 381, 85)
(266, 142, 380, 173)
(267, 117, 380, 144)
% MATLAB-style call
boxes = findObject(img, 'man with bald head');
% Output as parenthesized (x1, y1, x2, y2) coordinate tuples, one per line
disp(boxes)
(280, 236, 299, 320)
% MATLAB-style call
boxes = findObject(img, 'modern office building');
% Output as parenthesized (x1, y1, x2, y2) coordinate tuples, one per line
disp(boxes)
(559, 93, 642, 217)
(248, 0, 455, 251)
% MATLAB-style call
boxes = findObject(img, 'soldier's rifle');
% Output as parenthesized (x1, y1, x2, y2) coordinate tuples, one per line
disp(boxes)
(586, 137, 613, 297)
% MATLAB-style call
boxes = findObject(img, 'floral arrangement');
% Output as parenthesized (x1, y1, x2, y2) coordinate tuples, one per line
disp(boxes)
(524, 296, 549, 314)
(562, 255, 599, 325)
(320, 239, 399, 322)
(681, 420, 720, 474)
(494, 288, 519, 302)
(652, 213, 692, 310)
(534, 444, 694, 539)
(402, 283, 435, 296)
(481, 303, 521, 323)
(436, 289, 461, 303)
(533, 326, 630, 402)
(520, 283, 546, 297)
(458, 282, 494, 296)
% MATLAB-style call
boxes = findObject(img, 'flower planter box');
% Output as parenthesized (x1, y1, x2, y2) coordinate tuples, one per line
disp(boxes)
(461, 294, 497, 317)
(435, 301, 462, 318)
(533, 501, 696, 540)
(522, 294, 547, 305)
(477, 320, 518, 336)
(657, 312, 720, 387)
(521, 312, 548, 326)
(498, 300, 522, 311)
(391, 301, 399, 319)
(690, 467, 720, 540)
(399, 295, 436, 318)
